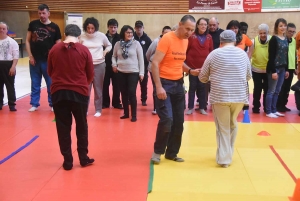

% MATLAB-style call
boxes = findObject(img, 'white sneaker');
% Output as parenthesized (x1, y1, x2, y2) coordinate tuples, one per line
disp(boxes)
(152, 110, 157, 115)
(200, 109, 207, 115)
(274, 112, 285, 117)
(94, 112, 101, 117)
(196, 102, 199, 106)
(28, 106, 37, 112)
(51, 107, 54, 112)
(266, 113, 278, 118)
(186, 109, 193, 115)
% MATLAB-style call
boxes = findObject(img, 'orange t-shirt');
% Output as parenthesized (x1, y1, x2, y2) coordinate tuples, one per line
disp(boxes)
(236, 34, 252, 50)
(156, 31, 188, 80)
(296, 31, 300, 61)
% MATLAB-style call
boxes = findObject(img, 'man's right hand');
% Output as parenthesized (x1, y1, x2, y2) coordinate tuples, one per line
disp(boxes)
(272, 73, 278, 80)
(29, 55, 36, 66)
(156, 86, 167, 100)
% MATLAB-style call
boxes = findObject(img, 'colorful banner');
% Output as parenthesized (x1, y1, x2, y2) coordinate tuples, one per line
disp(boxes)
(243, 0, 262, 12)
(189, 0, 225, 12)
(262, 0, 300, 11)
(189, 0, 299, 12)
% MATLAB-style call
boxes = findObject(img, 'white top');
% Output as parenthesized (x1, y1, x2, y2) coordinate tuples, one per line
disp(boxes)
(112, 40, 144, 76)
(80, 31, 112, 65)
(0, 36, 19, 60)
(199, 45, 252, 104)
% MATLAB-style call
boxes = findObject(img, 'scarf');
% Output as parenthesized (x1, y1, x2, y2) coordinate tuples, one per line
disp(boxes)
(120, 39, 134, 59)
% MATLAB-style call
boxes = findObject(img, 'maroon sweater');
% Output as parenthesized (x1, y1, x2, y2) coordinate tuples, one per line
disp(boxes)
(47, 42, 94, 96)
(186, 33, 213, 69)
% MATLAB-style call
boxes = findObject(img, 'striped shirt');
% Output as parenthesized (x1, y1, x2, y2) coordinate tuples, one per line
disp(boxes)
(199, 45, 252, 104)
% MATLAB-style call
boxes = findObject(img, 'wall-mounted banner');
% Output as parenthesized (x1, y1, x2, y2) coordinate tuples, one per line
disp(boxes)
(189, 0, 299, 12)
(189, 0, 225, 12)
(243, 0, 261, 12)
(262, 0, 300, 11)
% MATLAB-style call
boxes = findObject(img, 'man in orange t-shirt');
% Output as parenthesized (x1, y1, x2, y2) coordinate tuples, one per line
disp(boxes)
(150, 15, 199, 164)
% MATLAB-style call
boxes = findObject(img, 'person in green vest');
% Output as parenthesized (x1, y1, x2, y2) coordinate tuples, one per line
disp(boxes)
(277, 23, 297, 112)
(249, 23, 272, 114)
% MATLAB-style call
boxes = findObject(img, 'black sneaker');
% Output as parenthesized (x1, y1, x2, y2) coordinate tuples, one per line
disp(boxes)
(9, 106, 17, 112)
(63, 161, 73, 170)
(252, 108, 260, 114)
(284, 106, 291, 112)
(113, 104, 123, 109)
(142, 101, 147, 106)
(80, 158, 95, 167)
(277, 107, 286, 112)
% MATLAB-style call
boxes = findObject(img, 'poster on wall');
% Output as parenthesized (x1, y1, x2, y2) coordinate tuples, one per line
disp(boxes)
(66, 13, 83, 31)
(189, 0, 225, 12)
(243, 0, 262, 12)
(262, 0, 300, 11)
(224, 0, 244, 12)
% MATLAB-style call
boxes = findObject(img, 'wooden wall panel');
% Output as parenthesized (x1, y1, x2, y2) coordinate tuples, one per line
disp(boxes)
(0, 0, 188, 14)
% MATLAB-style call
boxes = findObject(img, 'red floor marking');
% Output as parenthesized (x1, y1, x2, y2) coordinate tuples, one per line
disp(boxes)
(257, 131, 271, 136)
(269, 145, 297, 183)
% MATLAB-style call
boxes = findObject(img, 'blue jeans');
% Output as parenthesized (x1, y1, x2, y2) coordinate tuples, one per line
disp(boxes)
(29, 60, 52, 107)
(265, 67, 285, 114)
(153, 78, 185, 158)
(188, 74, 206, 109)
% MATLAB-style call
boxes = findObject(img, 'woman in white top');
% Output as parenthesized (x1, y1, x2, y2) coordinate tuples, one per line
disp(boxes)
(80, 17, 112, 117)
(112, 25, 144, 122)
(0, 22, 19, 111)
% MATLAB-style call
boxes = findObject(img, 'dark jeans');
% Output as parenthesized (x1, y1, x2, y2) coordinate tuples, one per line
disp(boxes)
(252, 71, 268, 111)
(53, 100, 89, 164)
(154, 78, 185, 158)
(139, 69, 148, 102)
(0, 61, 16, 106)
(277, 69, 294, 109)
(150, 72, 156, 111)
(188, 74, 206, 109)
(102, 62, 121, 107)
(118, 72, 139, 117)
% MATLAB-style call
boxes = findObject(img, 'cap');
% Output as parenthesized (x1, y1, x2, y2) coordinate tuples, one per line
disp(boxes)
(135, 20, 144, 27)
(220, 30, 236, 43)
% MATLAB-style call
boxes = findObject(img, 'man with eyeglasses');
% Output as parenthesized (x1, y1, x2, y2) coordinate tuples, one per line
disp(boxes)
(277, 23, 297, 112)
(208, 17, 224, 50)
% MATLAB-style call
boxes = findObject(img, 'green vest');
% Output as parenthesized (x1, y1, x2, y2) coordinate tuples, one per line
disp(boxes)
(288, 38, 296, 69)
(251, 36, 270, 70)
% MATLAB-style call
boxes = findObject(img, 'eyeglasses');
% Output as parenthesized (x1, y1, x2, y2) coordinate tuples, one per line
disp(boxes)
(288, 30, 296, 34)
(125, 32, 133, 34)
(198, 24, 207, 26)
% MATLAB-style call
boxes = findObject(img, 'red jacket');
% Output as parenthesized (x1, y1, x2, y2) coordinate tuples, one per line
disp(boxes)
(47, 42, 94, 96)
(186, 33, 213, 69)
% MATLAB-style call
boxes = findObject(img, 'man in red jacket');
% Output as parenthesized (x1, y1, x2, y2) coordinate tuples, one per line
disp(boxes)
(48, 24, 94, 170)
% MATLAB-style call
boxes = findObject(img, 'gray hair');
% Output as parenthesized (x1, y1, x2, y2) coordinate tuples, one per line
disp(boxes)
(65, 24, 81, 37)
(209, 17, 219, 23)
(171, 24, 178, 31)
(0, 22, 9, 30)
(258, 23, 269, 32)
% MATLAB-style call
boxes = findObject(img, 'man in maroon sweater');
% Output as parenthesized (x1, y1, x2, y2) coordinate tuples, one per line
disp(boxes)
(48, 24, 94, 170)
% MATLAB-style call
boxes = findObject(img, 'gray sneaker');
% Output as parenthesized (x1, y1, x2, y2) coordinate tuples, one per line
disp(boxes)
(151, 153, 161, 164)
(186, 109, 193, 115)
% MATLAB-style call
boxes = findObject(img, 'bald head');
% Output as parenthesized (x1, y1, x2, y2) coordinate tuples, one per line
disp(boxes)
(208, 17, 219, 32)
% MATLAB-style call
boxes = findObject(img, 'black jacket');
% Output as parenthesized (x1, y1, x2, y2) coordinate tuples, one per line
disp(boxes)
(134, 32, 152, 67)
(105, 32, 121, 67)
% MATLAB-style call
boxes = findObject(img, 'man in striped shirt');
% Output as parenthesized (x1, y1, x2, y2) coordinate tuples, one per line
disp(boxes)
(199, 30, 252, 168)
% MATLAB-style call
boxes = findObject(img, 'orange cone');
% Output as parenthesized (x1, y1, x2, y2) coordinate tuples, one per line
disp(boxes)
(289, 179, 300, 201)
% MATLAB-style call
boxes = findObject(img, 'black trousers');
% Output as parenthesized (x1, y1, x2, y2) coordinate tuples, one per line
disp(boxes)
(118, 72, 139, 117)
(53, 100, 89, 163)
(0, 61, 16, 106)
(139, 69, 148, 102)
(277, 69, 294, 109)
(102, 62, 121, 107)
(252, 71, 268, 111)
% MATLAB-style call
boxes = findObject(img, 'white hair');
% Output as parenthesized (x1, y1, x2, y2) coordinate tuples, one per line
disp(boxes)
(258, 23, 269, 32)
(0, 22, 9, 30)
